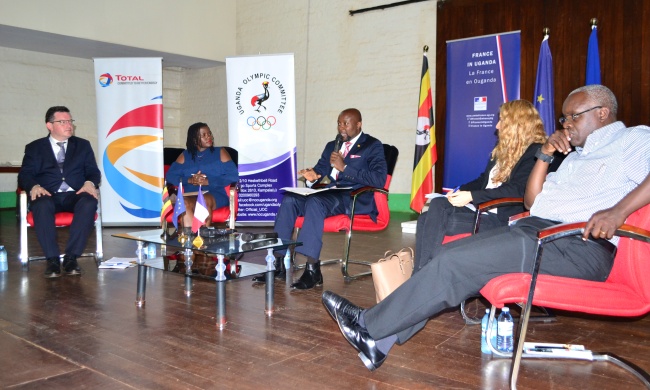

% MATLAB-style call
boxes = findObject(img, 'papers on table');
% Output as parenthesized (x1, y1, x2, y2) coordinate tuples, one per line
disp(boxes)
(98, 258, 137, 269)
(280, 186, 352, 196)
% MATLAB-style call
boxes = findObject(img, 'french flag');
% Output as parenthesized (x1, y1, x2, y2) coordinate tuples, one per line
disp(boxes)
(192, 186, 210, 233)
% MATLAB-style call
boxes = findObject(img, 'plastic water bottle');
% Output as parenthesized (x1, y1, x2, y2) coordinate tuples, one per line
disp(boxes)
(147, 242, 157, 259)
(0, 245, 7, 272)
(497, 307, 514, 352)
(481, 308, 491, 354)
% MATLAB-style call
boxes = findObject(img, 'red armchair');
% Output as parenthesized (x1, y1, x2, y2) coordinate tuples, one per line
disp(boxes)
(480, 204, 650, 388)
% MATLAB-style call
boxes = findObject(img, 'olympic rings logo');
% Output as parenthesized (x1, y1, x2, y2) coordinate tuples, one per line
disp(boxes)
(247, 116, 276, 130)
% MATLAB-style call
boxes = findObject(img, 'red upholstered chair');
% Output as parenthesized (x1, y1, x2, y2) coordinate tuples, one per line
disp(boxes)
(163, 146, 239, 231)
(480, 204, 650, 388)
(19, 190, 103, 268)
(293, 144, 399, 280)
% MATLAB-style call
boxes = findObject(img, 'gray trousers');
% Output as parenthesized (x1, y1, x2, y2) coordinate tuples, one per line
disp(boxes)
(364, 217, 616, 344)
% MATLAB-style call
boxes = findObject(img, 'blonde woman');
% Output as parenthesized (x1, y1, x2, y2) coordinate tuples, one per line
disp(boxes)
(414, 99, 548, 271)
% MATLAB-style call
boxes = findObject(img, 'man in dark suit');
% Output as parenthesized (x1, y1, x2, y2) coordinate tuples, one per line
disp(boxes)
(258, 108, 387, 289)
(18, 106, 101, 278)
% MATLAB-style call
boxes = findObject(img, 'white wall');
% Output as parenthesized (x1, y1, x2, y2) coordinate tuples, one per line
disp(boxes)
(0, 0, 235, 62)
(236, 1, 437, 194)
(0, 0, 438, 196)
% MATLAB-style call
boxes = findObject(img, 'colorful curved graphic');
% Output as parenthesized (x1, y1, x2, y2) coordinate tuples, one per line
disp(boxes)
(98, 73, 113, 87)
(103, 103, 163, 218)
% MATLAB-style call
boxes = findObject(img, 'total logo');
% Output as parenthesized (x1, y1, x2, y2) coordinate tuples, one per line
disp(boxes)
(98, 73, 150, 87)
(98, 73, 113, 87)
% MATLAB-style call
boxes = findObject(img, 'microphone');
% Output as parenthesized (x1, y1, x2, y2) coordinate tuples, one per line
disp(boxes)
(240, 232, 279, 242)
(333, 134, 343, 154)
(241, 238, 279, 251)
(331, 134, 343, 168)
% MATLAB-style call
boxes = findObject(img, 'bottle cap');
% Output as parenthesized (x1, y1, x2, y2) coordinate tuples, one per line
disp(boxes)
(502, 307, 510, 312)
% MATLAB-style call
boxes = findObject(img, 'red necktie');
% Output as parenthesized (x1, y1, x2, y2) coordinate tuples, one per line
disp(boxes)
(342, 142, 352, 158)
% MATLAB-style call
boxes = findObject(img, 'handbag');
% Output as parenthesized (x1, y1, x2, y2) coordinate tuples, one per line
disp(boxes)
(370, 247, 414, 303)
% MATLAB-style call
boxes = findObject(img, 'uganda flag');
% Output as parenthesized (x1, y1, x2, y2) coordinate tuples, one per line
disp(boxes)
(410, 52, 437, 213)
(160, 183, 173, 224)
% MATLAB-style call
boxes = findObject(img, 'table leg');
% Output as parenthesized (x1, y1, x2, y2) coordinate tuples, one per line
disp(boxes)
(135, 240, 147, 307)
(184, 247, 193, 296)
(215, 253, 227, 329)
(265, 248, 275, 316)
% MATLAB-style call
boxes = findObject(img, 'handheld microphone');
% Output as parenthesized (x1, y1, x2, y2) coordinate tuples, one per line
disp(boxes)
(240, 232, 279, 242)
(241, 238, 279, 251)
(333, 134, 343, 153)
(330, 134, 343, 168)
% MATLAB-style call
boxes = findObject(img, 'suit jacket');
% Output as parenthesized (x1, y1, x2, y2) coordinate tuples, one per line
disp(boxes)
(312, 133, 387, 221)
(459, 143, 541, 224)
(18, 135, 101, 194)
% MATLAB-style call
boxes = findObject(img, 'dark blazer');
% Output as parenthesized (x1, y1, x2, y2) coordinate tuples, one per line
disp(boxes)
(312, 133, 387, 221)
(459, 143, 541, 224)
(18, 135, 101, 193)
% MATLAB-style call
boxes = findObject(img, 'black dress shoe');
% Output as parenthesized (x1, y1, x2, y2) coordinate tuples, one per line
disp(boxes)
(252, 255, 285, 282)
(337, 313, 387, 371)
(44, 257, 61, 278)
(62, 255, 81, 276)
(290, 261, 323, 290)
(322, 291, 363, 323)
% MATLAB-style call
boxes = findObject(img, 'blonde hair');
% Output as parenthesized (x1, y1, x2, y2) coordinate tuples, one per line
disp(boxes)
(491, 100, 547, 184)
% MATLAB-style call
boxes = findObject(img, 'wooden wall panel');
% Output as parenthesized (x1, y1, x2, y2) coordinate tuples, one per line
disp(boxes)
(434, 0, 650, 191)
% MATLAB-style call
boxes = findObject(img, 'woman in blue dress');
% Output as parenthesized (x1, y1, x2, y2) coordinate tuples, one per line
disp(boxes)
(166, 122, 239, 229)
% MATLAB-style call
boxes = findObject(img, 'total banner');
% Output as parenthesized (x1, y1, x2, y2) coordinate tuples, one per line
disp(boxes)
(226, 54, 297, 224)
(444, 31, 520, 188)
(93, 57, 164, 225)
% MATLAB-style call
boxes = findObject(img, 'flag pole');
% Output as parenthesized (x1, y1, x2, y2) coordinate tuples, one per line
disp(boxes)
(590, 18, 598, 30)
(543, 27, 549, 39)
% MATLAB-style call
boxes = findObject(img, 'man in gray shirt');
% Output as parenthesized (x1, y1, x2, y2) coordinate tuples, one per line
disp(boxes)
(322, 85, 650, 371)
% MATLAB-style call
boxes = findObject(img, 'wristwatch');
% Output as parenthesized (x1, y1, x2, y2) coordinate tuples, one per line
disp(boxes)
(535, 148, 554, 164)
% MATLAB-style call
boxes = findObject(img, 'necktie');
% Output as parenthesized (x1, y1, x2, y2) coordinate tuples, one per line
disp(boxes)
(56, 142, 70, 191)
(342, 142, 352, 158)
(336, 142, 352, 181)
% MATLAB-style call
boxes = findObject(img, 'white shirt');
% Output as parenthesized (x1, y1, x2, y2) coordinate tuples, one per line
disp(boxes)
(530, 122, 650, 244)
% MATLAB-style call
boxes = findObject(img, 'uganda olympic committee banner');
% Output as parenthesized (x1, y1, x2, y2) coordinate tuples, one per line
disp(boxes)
(93, 58, 164, 225)
(444, 31, 520, 189)
(226, 54, 297, 223)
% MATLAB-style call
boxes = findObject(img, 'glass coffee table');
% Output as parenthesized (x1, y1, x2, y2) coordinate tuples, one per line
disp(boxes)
(112, 229, 301, 329)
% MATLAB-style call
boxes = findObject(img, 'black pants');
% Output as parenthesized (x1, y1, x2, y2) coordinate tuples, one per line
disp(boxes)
(365, 216, 616, 344)
(415, 197, 503, 271)
(30, 192, 97, 259)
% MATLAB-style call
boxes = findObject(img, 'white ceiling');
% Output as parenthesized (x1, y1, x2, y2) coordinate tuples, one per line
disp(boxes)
(0, 24, 222, 69)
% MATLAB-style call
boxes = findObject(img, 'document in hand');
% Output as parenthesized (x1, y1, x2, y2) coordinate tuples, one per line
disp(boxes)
(425, 193, 477, 212)
(280, 187, 353, 196)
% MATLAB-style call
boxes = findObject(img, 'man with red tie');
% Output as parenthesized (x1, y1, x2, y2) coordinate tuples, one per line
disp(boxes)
(255, 108, 387, 289)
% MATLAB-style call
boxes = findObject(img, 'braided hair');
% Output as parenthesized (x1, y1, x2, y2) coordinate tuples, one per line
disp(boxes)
(185, 122, 215, 161)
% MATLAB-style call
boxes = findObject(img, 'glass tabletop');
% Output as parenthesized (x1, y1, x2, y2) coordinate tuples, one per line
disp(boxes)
(112, 229, 301, 280)
(112, 229, 301, 257)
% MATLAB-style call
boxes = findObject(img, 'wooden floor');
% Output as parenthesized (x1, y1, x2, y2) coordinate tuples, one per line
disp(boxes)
(0, 208, 649, 389)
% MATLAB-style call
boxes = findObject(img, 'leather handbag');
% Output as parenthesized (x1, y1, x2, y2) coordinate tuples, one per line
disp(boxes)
(370, 247, 414, 303)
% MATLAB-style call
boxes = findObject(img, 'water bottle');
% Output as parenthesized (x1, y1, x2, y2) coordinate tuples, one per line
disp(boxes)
(497, 307, 514, 352)
(480, 308, 491, 354)
(147, 242, 157, 259)
(0, 245, 7, 272)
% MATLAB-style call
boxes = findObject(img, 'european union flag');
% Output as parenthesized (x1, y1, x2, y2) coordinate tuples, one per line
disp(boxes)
(586, 26, 601, 85)
(533, 35, 555, 135)
(172, 182, 186, 230)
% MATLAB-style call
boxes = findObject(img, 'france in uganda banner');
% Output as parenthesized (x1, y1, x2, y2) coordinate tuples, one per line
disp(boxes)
(444, 32, 520, 189)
